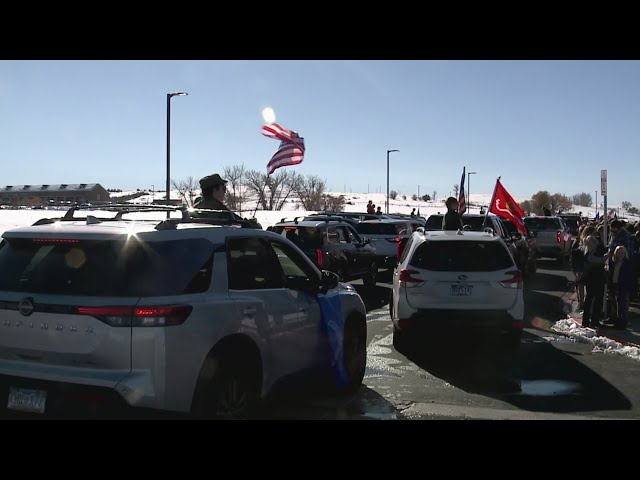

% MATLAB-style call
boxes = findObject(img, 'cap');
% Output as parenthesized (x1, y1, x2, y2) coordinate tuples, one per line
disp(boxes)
(199, 173, 227, 189)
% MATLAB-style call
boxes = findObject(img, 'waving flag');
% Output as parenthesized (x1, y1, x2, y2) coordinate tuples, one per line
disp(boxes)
(457, 166, 466, 216)
(261, 122, 305, 175)
(488, 178, 527, 234)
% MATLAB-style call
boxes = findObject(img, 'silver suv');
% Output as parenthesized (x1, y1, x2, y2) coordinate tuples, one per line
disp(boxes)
(0, 206, 367, 418)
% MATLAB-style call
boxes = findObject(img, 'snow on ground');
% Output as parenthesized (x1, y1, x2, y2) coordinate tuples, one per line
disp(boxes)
(1, 190, 638, 237)
(552, 319, 640, 361)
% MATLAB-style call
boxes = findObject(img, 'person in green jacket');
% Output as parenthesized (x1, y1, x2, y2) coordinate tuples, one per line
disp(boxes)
(442, 196, 463, 231)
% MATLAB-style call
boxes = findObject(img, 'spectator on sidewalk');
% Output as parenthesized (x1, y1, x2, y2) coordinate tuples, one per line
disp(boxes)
(581, 234, 607, 329)
(367, 200, 375, 214)
(571, 225, 587, 311)
(607, 245, 634, 330)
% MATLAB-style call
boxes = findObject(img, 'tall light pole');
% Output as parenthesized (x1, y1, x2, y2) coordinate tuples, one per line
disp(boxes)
(167, 92, 188, 214)
(595, 190, 598, 218)
(467, 171, 477, 213)
(386, 149, 399, 214)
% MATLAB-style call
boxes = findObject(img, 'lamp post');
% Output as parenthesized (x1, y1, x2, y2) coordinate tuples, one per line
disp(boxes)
(595, 190, 598, 218)
(467, 171, 477, 213)
(386, 149, 399, 214)
(151, 185, 155, 204)
(166, 92, 188, 214)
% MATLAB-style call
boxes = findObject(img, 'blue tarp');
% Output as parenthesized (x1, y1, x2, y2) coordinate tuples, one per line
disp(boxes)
(318, 292, 349, 389)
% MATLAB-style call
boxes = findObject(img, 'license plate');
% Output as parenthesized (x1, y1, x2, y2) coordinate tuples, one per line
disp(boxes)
(451, 284, 473, 296)
(7, 387, 47, 414)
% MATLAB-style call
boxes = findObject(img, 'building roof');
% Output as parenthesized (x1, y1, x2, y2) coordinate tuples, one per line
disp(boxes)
(1, 184, 102, 193)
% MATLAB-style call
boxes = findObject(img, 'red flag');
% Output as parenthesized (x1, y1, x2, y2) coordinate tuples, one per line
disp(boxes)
(261, 123, 305, 175)
(489, 179, 527, 235)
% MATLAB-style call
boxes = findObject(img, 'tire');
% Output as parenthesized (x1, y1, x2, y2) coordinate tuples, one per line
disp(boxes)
(362, 262, 378, 287)
(192, 350, 260, 420)
(342, 316, 367, 393)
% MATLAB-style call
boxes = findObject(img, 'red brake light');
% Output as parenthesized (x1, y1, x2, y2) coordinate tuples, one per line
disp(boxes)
(77, 305, 192, 327)
(386, 237, 401, 243)
(499, 270, 523, 289)
(556, 231, 562, 243)
(399, 268, 422, 283)
(315, 248, 324, 268)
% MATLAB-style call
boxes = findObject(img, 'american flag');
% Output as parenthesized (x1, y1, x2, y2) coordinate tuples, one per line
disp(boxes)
(260, 123, 305, 175)
(457, 166, 466, 216)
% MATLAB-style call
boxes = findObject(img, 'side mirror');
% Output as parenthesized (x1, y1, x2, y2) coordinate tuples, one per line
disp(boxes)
(362, 237, 371, 245)
(320, 270, 340, 293)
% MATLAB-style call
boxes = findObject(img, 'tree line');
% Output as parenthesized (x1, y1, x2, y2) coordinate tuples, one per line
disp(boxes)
(172, 165, 346, 212)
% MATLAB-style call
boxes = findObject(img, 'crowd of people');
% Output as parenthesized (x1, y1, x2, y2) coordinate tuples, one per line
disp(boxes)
(571, 218, 640, 330)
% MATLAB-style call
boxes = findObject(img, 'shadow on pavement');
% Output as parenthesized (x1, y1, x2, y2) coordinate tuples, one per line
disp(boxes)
(397, 328, 631, 414)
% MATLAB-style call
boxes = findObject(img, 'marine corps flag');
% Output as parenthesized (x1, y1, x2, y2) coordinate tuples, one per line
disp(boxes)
(488, 178, 527, 235)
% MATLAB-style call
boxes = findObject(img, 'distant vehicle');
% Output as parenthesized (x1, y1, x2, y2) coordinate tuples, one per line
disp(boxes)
(558, 214, 582, 236)
(270, 218, 379, 286)
(354, 219, 415, 269)
(523, 216, 572, 264)
(499, 218, 537, 277)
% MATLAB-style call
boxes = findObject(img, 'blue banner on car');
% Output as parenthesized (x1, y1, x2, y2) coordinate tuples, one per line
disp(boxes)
(318, 292, 349, 389)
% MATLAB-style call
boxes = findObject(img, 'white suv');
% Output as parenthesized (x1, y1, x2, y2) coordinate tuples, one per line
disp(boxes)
(0, 206, 367, 418)
(390, 229, 524, 352)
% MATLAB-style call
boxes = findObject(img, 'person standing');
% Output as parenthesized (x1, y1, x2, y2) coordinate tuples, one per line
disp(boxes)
(442, 197, 463, 231)
(581, 235, 606, 329)
(367, 200, 375, 214)
(194, 174, 229, 210)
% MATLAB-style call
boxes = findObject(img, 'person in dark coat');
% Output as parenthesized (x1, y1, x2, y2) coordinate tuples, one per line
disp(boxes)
(192, 173, 261, 228)
(442, 197, 463, 231)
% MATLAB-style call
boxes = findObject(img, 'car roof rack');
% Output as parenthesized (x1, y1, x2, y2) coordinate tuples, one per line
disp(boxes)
(29, 204, 183, 225)
(155, 209, 255, 230)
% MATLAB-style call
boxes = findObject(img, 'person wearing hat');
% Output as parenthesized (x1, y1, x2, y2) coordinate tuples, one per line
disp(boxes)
(192, 173, 263, 229)
(194, 173, 229, 210)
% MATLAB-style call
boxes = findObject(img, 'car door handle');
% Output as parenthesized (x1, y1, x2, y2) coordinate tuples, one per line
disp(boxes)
(243, 307, 257, 315)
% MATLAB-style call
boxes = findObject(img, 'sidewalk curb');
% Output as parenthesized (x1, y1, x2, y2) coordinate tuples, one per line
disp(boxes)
(563, 293, 640, 349)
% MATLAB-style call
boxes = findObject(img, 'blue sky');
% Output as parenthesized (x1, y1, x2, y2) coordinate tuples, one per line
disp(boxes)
(1, 60, 638, 206)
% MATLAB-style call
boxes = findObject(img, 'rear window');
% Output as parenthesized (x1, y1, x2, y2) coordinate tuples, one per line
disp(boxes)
(523, 217, 562, 230)
(356, 223, 406, 235)
(560, 217, 580, 228)
(461, 216, 488, 231)
(409, 240, 514, 272)
(0, 237, 214, 296)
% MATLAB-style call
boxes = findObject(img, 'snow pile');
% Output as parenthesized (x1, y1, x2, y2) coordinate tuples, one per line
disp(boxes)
(552, 319, 640, 361)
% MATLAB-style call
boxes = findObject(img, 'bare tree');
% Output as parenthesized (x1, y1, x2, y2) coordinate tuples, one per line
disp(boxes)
(322, 194, 346, 211)
(531, 191, 552, 215)
(572, 192, 593, 208)
(453, 184, 459, 197)
(389, 190, 398, 200)
(519, 200, 533, 215)
(244, 169, 269, 210)
(172, 176, 198, 207)
(223, 164, 246, 213)
(432, 191, 437, 202)
(266, 170, 297, 210)
(621, 201, 632, 210)
(294, 174, 327, 210)
(551, 193, 572, 214)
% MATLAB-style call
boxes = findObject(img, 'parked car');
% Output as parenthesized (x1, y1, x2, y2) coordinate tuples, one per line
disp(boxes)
(354, 218, 415, 270)
(0, 206, 368, 418)
(270, 218, 379, 286)
(522, 216, 572, 264)
(390, 229, 524, 354)
(558, 214, 582, 237)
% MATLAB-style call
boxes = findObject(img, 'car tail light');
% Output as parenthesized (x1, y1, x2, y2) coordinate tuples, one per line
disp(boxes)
(76, 305, 193, 327)
(386, 237, 401, 243)
(556, 231, 562, 243)
(315, 248, 324, 268)
(499, 270, 523, 289)
(398, 319, 412, 329)
(399, 268, 423, 284)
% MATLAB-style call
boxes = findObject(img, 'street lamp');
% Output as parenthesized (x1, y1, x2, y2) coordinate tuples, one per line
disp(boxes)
(595, 190, 598, 218)
(151, 184, 155, 204)
(167, 92, 188, 215)
(386, 149, 399, 214)
(467, 171, 477, 213)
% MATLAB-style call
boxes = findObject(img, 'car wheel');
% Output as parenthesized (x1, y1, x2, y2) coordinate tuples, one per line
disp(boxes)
(192, 352, 260, 420)
(342, 316, 367, 393)
(362, 262, 378, 287)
